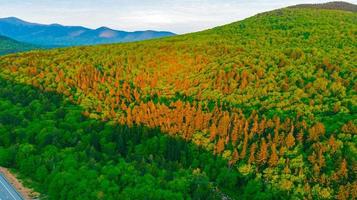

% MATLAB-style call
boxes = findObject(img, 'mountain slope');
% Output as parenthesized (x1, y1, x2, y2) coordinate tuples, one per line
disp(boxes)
(288, 1, 357, 12)
(0, 77, 245, 200)
(0, 35, 38, 55)
(0, 6, 356, 199)
(0, 17, 175, 46)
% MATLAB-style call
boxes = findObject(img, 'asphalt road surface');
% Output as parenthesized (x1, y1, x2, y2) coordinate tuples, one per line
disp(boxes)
(0, 173, 24, 200)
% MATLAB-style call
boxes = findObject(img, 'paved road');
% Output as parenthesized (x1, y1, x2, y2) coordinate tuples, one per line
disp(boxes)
(0, 173, 24, 200)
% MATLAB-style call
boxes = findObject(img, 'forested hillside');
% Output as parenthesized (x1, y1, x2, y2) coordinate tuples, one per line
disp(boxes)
(0, 35, 38, 55)
(0, 77, 267, 199)
(0, 7, 356, 199)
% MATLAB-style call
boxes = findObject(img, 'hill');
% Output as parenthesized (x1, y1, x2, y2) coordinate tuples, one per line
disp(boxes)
(0, 35, 38, 55)
(288, 1, 357, 12)
(0, 6, 356, 200)
(0, 17, 175, 46)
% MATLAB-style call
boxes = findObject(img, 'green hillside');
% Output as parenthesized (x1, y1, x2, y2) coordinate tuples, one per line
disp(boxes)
(0, 35, 38, 55)
(0, 7, 356, 199)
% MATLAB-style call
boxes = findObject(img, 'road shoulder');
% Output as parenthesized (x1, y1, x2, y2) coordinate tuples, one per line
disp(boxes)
(0, 167, 39, 200)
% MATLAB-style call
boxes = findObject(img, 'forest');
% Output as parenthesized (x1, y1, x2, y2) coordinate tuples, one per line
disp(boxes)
(0, 7, 356, 200)
(0, 35, 38, 55)
(0, 77, 285, 199)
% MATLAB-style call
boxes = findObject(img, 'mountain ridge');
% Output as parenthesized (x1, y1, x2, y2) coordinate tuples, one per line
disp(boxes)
(0, 17, 176, 46)
(288, 1, 357, 12)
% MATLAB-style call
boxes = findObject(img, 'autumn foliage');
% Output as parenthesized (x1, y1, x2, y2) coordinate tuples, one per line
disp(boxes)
(0, 8, 356, 199)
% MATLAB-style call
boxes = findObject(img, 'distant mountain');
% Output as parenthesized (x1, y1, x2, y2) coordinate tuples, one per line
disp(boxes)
(288, 1, 357, 12)
(0, 35, 39, 55)
(0, 17, 176, 46)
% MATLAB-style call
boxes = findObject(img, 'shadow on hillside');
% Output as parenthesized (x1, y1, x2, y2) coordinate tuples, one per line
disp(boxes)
(0, 77, 287, 199)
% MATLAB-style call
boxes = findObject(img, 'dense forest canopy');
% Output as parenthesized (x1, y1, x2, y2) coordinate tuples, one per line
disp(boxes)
(1, 77, 272, 199)
(0, 6, 356, 199)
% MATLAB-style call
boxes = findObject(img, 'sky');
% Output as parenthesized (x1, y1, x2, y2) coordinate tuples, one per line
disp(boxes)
(0, 0, 356, 34)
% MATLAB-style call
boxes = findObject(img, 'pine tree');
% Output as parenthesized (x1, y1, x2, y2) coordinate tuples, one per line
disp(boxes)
(251, 115, 259, 134)
(240, 121, 249, 159)
(283, 158, 291, 174)
(217, 112, 230, 137)
(297, 130, 304, 143)
(337, 185, 349, 200)
(286, 127, 295, 149)
(216, 138, 225, 154)
(339, 159, 348, 179)
(209, 124, 217, 141)
(308, 122, 325, 141)
(126, 107, 133, 127)
(257, 139, 268, 165)
(269, 143, 279, 167)
(248, 144, 257, 164)
(230, 149, 239, 165)
(231, 122, 239, 145)
(329, 135, 337, 153)
(318, 148, 325, 168)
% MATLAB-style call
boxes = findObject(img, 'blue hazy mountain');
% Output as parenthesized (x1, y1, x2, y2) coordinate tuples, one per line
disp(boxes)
(0, 17, 176, 46)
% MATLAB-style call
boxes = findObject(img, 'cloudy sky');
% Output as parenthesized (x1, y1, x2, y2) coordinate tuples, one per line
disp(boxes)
(0, 0, 356, 33)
